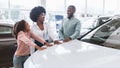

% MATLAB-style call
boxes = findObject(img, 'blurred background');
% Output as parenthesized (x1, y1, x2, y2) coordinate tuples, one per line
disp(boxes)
(0, 0, 120, 23)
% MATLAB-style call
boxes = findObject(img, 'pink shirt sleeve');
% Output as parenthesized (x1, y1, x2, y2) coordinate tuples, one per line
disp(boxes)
(18, 31, 37, 47)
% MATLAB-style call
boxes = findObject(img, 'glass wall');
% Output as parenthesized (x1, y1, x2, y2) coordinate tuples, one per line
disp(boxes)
(0, 0, 120, 24)
(46, 0, 120, 19)
(0, 0, 40, 24)
(87, 0, 103, 16)
(46, 0, 65, 21)
(105, 0, 119, 15)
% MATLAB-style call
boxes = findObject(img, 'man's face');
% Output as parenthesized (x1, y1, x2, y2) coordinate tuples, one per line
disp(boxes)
(67, 7, 75, 18)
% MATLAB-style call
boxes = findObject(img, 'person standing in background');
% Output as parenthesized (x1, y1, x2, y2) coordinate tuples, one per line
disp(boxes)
(30, 6, 61, 47)
(59, 5, 81, 42)
(13, 20, 52, 68)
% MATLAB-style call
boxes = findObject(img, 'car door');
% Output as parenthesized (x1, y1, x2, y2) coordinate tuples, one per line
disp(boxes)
(0, 25, 17, 67)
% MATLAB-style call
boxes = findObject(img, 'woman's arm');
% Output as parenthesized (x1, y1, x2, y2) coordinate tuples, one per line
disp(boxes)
(30, 30, 45, 44)
(30, 30, 53, 46)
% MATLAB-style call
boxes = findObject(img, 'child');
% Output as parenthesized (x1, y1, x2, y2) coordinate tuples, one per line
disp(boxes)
(12, 20, 52, 68)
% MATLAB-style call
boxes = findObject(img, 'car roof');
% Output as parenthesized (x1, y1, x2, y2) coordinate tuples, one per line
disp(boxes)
(0, 20, 14, 27)
(0, 23, 13, 27)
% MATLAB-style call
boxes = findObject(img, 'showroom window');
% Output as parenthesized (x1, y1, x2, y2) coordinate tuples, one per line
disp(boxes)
(105, 0, 119, 15)
(0, 0, 120, 23)
(0, 0, 9, 19)
(87, 0, 103, 16)
(0, 0, 41, 24)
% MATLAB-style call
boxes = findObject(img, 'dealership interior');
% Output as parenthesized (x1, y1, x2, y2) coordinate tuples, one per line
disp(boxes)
(0, 0, 120, 23)
(1, 0, 120, 68)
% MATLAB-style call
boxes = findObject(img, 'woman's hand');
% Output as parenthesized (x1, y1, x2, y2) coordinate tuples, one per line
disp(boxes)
(37, 46, 47, 51)
(38, 47, 47, 50)
(44, 42, 53, 47)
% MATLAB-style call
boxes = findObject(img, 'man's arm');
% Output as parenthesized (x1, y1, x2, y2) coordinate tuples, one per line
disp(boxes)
(70, 21, 81, 40)
(59, 22, 64, 40)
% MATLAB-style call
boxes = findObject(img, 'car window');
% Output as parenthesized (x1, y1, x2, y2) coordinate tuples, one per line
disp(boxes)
(96, 17, 110, 26)
(92, 19, 120, 43)
(0, 26, 12, 34)
(81, 18, 120, 49)
(103, 26, 120, 49)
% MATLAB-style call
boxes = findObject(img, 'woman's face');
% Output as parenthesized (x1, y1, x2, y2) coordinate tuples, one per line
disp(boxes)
(38, 13, 45, 23)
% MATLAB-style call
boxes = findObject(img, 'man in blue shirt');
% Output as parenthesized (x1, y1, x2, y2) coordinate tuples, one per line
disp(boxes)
(59, 5, 81, 42)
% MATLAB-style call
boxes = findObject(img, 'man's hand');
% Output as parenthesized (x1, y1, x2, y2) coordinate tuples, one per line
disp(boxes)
(54, 40, 62, 44)
(63, 37, 72, 42)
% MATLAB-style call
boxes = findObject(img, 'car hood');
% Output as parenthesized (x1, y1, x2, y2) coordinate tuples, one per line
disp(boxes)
(24, 40, 120, 68)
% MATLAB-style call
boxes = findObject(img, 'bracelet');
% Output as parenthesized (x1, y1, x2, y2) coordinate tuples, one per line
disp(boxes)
(43, 42, 47, 45)
(69, 37, 72, 40)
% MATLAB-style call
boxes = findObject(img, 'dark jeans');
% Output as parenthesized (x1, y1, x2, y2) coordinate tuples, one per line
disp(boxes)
(13, 55, 30, 68)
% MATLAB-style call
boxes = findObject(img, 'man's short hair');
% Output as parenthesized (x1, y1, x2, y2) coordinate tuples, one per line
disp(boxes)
(68, 5, 76, 12)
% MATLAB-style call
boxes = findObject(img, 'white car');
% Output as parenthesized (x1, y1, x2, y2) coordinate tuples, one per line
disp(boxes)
(24, 15, 120, 68)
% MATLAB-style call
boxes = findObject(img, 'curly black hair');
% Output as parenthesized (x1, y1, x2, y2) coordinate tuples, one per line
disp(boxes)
(30, 6, 46, 22)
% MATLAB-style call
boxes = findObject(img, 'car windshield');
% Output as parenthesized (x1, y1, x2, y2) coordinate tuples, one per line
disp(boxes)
(81, 16, 120, 49)
(80, 17, 110, 36)
(0, 26, 12, 34)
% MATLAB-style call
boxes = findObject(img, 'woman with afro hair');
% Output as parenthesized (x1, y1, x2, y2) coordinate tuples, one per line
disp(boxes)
(30, 6, 61, 47)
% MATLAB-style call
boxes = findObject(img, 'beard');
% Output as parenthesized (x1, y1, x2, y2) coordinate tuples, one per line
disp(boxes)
(68, 14, 73, 19)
